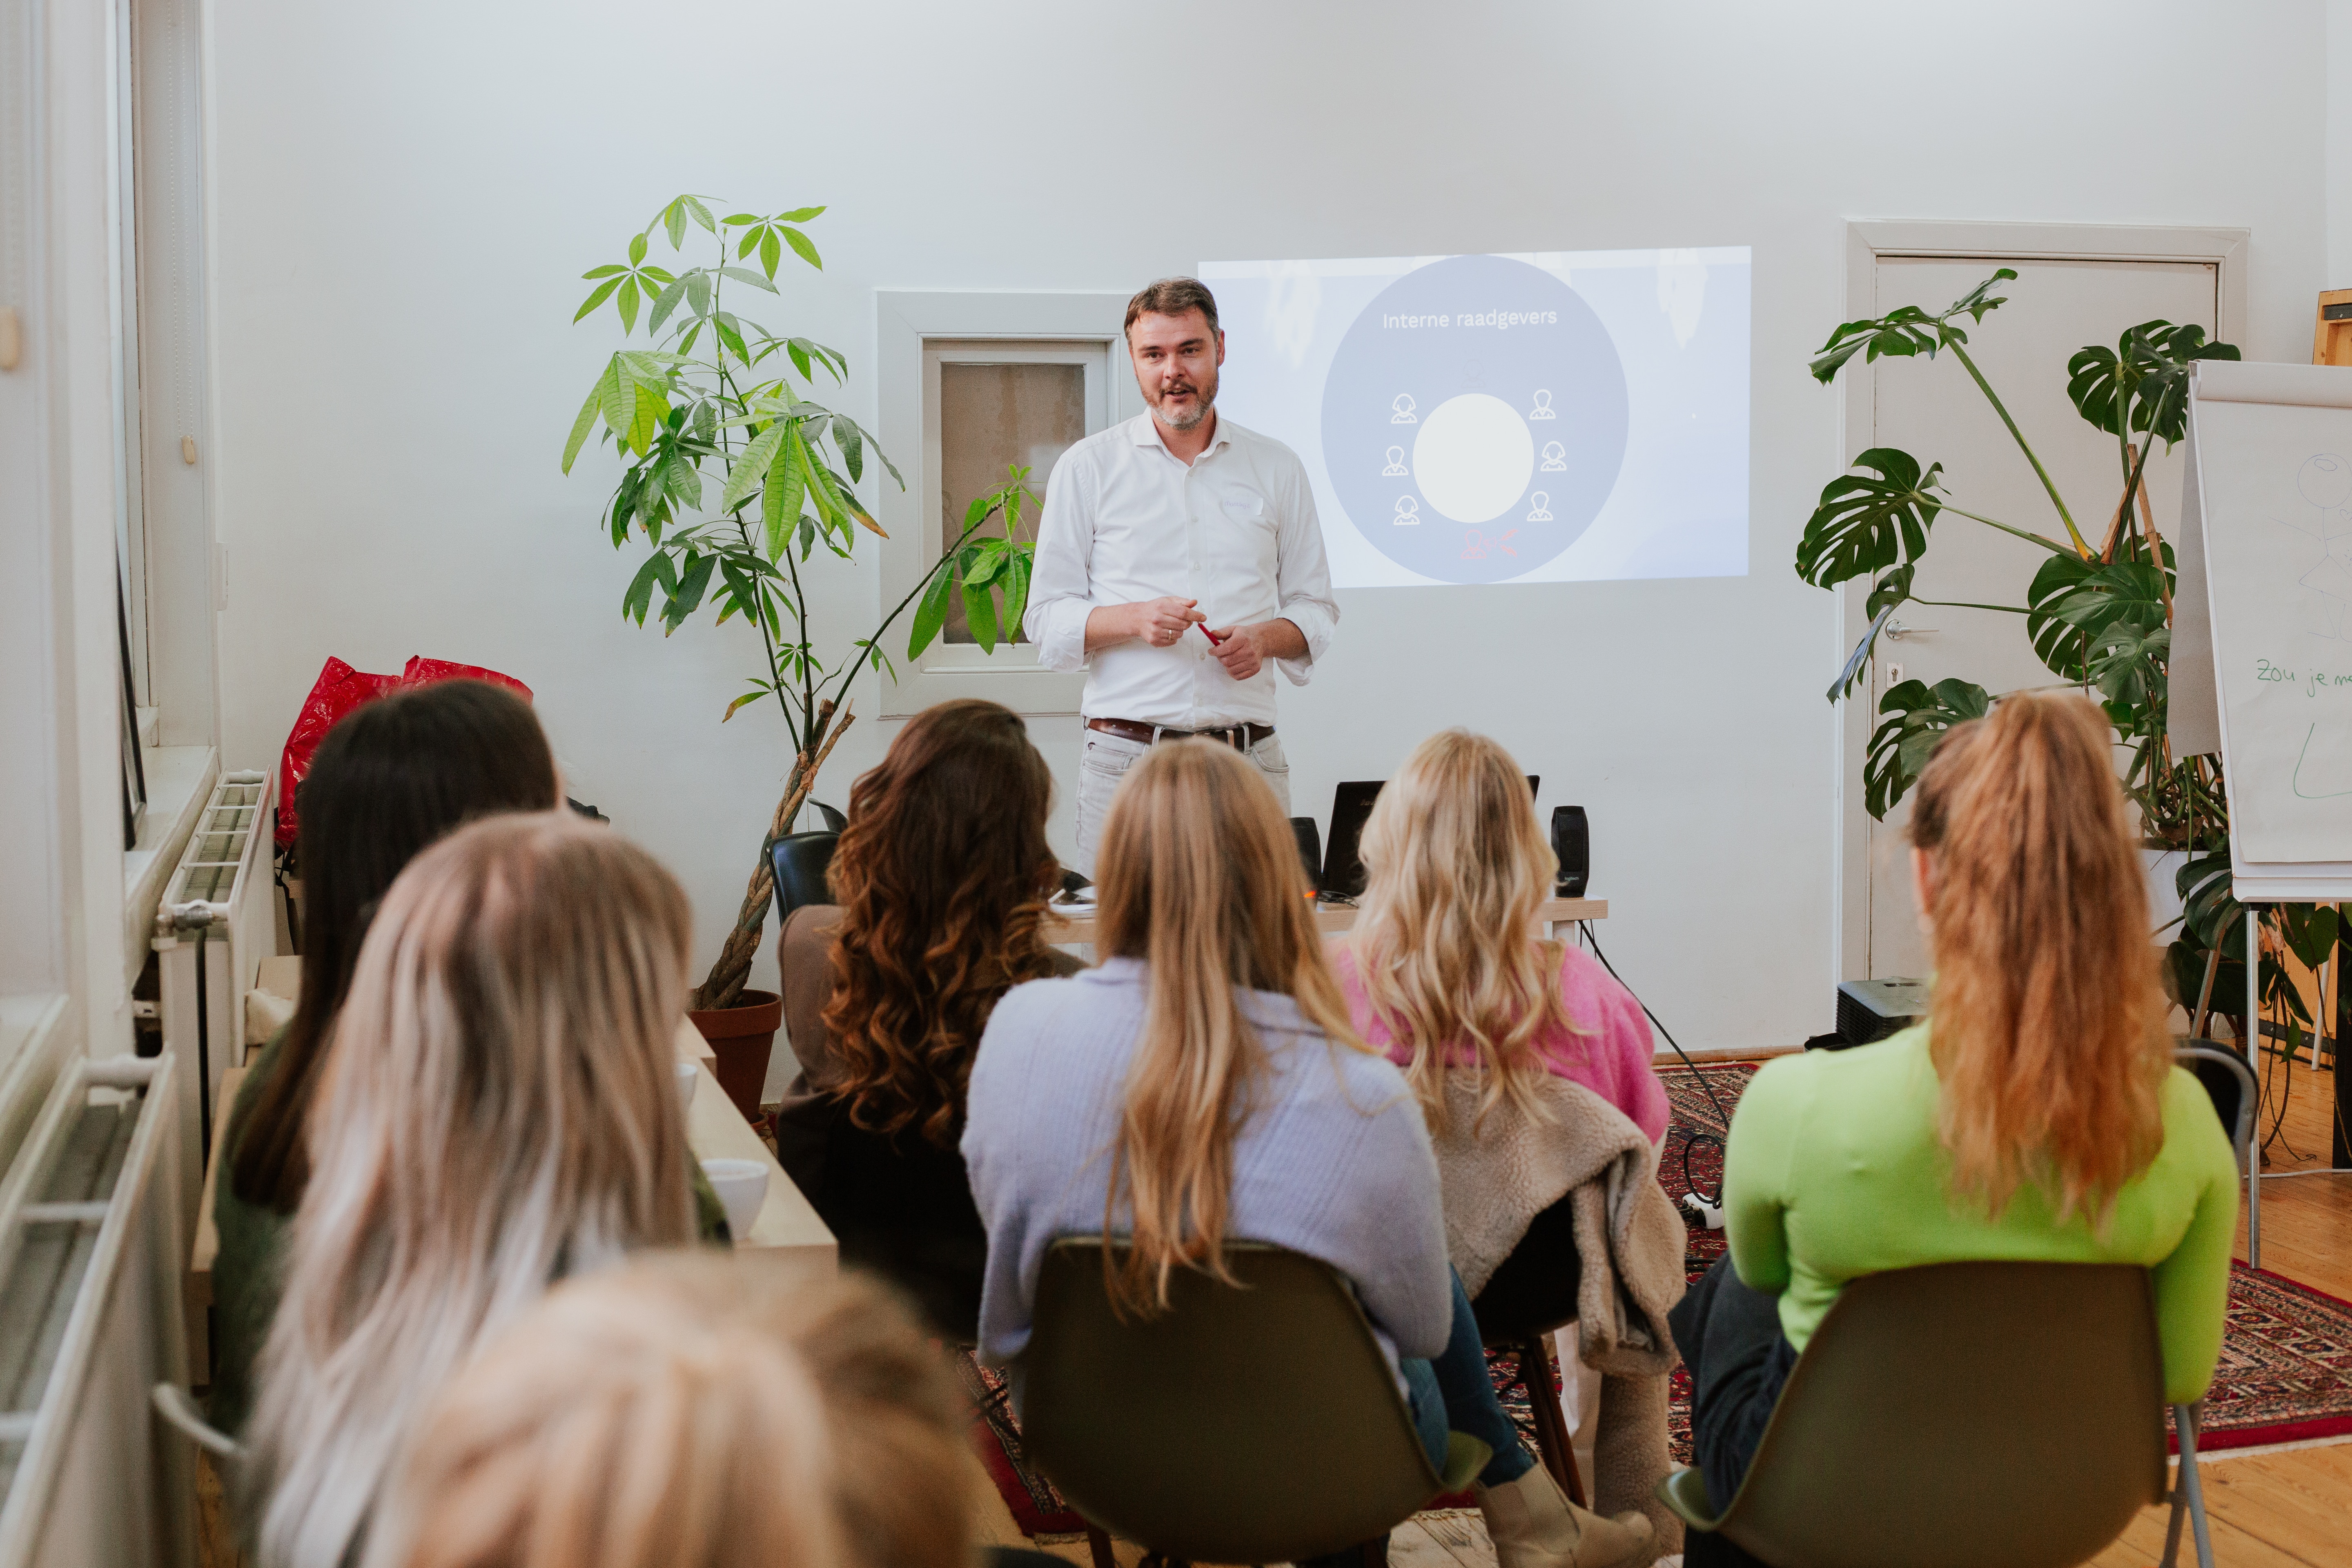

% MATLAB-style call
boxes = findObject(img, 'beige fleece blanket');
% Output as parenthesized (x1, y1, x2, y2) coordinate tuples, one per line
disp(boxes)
(1430, 1071, 1688, 1555)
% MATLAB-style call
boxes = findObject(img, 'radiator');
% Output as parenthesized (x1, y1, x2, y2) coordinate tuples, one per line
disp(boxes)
(0, 1052, 194, 1568)
(151, 769, 274, 1380)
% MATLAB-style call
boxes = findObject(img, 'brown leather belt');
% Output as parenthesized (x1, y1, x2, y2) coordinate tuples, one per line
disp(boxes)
(1087, 717, 1274, 749)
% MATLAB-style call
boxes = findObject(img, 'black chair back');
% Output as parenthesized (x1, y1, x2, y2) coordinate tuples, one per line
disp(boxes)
(1290, 817, 1323, 892)
(769, 831, 840, 927)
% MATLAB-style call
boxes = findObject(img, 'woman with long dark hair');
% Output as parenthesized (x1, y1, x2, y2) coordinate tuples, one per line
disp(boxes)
(771, 697, 1076, 1335)
(212, 680, 562, 1435)
(1674, 692, 2240, 1566)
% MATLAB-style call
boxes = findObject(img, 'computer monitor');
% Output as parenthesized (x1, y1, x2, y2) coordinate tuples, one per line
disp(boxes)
(1319, 775, 1537, 898)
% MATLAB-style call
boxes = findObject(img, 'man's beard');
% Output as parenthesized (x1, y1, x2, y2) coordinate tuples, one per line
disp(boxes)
(1150, 371, 1218, 432)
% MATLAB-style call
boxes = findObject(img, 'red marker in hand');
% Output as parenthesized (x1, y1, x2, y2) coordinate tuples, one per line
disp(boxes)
(1198, 625, 1226, 647)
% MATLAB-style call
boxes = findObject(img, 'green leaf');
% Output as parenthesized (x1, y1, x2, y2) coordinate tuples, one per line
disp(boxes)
(1829, 600, 1900, 704)
(580, 263, 628, 280)
(664, 550, 715, 628)
(562, 381, 603, 474)
(2025, 556, 2168, 682)
(963, 578, 1000, 652)
(719, 422, 788, 515)
(760, 228, 781, 280)
(786, 339, 813, 381)
(573, 277, 622, 322)
(780, 225, 822, 270)
(2068, 321, 2241, 446)
(799, 515, 816, 560)
(659, 452, 702, 510)
(737, 227, 763, 260)
(835, 419, 863, 483)
(962, 537, 1007, 587)
(1863, 678, 1992, 820)
(712, 312, 748, 363)
(762, 428, 806, 559)
(627, 231, 648, 266)
(685, 271, 711, 316)
(616, 276, 641, 335)
(1795, 448, 1943, 588)
(723, 688, 768, 722)
(722, 212, 761, 227)
(908, 566, 955, 658)
(1000, 548, 1033, 639)
(775, 205, 826, 223)
(682, 196, 716, 234)
(1808, 270, 2014, 385)
(621, 552, 672, 626)
(720, 266, 778, 294)
(2177, 851, 2243, 951)
(664, 201, 686, 249)
(648, 275, 690, 336)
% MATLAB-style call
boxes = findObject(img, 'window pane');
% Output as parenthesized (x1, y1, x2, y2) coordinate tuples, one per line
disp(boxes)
(940, 361, 1085, 644)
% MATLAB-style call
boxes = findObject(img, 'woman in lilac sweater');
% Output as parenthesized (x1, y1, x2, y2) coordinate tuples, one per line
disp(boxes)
(965, 740, 1653, 1568)
(1332, 729, 1668, 1145)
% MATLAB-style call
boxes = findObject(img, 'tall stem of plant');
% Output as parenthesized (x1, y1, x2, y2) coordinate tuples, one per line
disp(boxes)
(818, 498, 1011, 715)
(1937, 502, 2070, 555)
(1947, 340, 2091, 557)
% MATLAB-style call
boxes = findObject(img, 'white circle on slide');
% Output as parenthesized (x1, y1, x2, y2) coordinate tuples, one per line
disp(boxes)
(1412, 394, 1536, 523)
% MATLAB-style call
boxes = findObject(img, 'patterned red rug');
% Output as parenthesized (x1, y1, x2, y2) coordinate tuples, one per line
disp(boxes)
(965, 1058, 2352, 1534)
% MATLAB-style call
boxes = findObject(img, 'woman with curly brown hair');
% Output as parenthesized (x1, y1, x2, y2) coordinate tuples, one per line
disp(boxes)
(771, 699, 1079, 1337)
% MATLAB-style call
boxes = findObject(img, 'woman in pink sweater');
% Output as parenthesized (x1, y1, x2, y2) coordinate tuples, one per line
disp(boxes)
(1330, 729, 1668, 1147)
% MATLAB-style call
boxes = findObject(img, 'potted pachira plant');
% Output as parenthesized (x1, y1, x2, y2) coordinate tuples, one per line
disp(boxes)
(1797, 270, 2340, 1061)
(561, 194, 1038, 1114)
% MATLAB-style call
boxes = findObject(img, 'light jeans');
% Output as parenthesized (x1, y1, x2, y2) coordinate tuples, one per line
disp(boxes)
(1074, 728, 1291, 878)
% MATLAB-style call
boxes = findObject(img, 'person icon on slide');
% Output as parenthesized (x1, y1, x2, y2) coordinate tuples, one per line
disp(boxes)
(1394, 496, 1422, 526)
(1382, 446, 1409, 477)
(1528, 389, 1556, 420)
(1391, 393, 1418, 424)
(1460, 529, 1488, 560)
(1539, 441, 1566, 472)
(1526, 491, 1553, 522)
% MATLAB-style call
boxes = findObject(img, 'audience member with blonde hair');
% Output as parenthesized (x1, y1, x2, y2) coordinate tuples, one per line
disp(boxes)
(1675, 692, 2239, 1568)
(1338, 729, 1680, 1548)
(240, 814, 718, 1568)
(1336, 727, 1667, 1140)
(964, 740, 1653, 1568)
(362, 1256, 975, 1568)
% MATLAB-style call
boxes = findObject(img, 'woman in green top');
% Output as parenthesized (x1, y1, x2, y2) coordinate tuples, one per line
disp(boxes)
(1672, 691, 2238, 1567)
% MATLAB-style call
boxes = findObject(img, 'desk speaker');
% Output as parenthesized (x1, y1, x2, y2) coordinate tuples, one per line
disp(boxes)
(1552, 806, 1588, 897)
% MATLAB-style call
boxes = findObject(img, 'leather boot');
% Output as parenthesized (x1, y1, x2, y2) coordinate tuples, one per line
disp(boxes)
(1474, 1463, 1657, 1568)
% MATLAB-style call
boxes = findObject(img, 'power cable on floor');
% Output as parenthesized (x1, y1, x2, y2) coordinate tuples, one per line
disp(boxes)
(1577, 921, 1728, 1207)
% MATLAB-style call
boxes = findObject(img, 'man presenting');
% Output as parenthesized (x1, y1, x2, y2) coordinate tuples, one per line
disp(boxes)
(1026, 277, 1340, 875)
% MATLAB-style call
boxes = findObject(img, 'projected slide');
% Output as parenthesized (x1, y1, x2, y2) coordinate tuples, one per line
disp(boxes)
(1198, 249, 1749, 586)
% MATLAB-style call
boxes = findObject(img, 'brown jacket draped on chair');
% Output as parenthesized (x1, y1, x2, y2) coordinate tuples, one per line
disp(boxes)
(1432, 1071, 1688, 1553)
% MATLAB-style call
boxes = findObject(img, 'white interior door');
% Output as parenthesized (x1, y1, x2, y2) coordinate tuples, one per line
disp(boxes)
(1860, 256, 2218, 977)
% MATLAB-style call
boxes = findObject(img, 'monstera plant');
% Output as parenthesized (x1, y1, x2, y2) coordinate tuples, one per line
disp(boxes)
(563, 195, 1038, 1010)
(1796, 269, 2339, 1056)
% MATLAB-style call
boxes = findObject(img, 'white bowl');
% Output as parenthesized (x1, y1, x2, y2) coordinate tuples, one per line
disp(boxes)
(700, 1157, 768, 1240)
(675, 1060, 699, 1106)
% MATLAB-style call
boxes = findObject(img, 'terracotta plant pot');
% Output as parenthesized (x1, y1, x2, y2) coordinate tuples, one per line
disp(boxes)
(687, 989, 782, 1128)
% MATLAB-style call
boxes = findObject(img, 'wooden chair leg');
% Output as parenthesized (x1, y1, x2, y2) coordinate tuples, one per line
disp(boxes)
(1084, 1522, 1116, 1568)
(1517, 1334, 1588, 1508)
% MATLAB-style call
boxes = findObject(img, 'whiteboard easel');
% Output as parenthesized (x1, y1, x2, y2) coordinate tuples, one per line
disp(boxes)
(2175, 358, 2352, 901)
(2171, 359, 2352, 1258)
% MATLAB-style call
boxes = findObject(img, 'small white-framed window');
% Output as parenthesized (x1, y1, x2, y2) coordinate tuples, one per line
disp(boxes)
(875, 292, 1143, 716)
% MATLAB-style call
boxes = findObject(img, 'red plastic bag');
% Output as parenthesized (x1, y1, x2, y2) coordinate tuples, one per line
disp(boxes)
(275, 656, 534, 847)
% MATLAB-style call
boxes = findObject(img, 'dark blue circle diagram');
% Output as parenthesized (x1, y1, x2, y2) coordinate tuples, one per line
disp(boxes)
(1321, 254, 1628, 583)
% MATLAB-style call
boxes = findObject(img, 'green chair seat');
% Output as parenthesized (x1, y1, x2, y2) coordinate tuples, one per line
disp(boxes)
(1022, 1239, 1486, 1566)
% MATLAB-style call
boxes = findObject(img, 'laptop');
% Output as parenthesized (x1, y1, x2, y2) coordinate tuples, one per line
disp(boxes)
(1319, 775, 1538, 899)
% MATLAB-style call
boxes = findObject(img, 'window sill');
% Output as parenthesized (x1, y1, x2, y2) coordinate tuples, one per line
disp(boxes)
(122, 745, 217, 984)
(0, 993, 69, 1175)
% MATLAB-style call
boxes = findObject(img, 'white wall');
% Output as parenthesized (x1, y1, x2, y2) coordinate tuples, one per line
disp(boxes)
(205, 0, 2337, 1071)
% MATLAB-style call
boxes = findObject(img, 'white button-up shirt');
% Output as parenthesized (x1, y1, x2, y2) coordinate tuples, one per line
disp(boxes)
(1025, 412, 1339, 728)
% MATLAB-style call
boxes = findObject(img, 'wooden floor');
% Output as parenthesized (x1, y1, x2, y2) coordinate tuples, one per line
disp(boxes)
(978, 1056, 2352, 1568)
